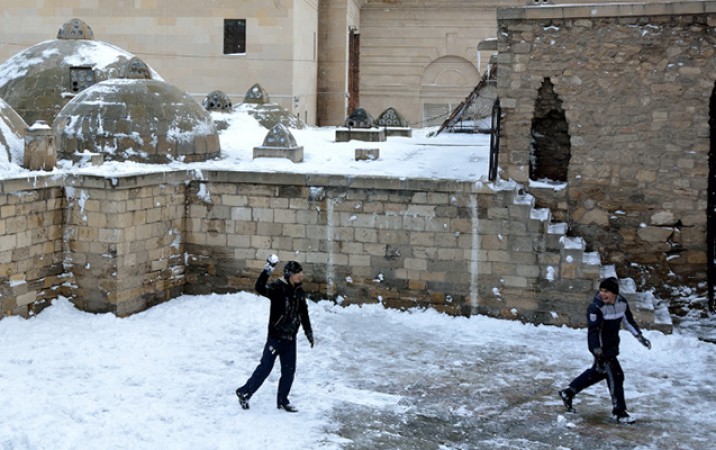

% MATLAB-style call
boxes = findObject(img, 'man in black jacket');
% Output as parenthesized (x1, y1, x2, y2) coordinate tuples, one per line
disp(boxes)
(236, 256, 314, 413)
(558, 277, 651, 423)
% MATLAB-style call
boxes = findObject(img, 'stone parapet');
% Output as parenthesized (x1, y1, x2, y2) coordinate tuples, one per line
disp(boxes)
(0, 170, 669, 331)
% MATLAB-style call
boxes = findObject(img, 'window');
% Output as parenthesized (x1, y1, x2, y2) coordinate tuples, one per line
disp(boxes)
(224, 19, 246, 54)
(69, 66, 95, 93)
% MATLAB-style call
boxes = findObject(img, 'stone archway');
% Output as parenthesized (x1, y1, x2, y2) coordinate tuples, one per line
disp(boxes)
(529, 78, 570, 182)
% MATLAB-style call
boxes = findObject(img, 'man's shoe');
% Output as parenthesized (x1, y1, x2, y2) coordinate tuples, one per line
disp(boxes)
(559, 389, 575, 413)
(277, 403, 298, 413)
(236, 390, 250, 410)
(611, 411, 636, 424)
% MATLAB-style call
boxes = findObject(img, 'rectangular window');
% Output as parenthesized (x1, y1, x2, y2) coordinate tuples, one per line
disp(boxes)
(423, 103, 455, 127)
(69, 66, 95, 93)
(224, 19, 246, 54)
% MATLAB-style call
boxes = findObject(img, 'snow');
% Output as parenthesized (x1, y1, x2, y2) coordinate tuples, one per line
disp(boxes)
(1, 294, 715, 449)
(0, 61, 714, 448)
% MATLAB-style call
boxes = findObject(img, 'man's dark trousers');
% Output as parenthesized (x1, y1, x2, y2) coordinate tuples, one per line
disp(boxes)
(237, 336, 297, 406)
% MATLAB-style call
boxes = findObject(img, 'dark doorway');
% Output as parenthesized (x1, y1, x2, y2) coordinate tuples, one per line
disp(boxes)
(530, 78, 571, 182)
(348, 28, 360, 115)
(708, 82, 716, 312)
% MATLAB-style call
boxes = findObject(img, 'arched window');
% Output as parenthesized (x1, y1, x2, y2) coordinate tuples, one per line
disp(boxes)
(530, 78, 571, 183)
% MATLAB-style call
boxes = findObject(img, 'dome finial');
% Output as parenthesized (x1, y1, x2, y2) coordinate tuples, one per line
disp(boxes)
(57, 18, 95, 40)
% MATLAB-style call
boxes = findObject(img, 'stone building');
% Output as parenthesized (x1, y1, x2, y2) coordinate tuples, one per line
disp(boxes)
(0, 1, 682, 127)
(0, 18, 160, 127)
(0, 97, 27, 167)
(54, 58, 220, 164)
(495, 1, 716, 299)
(0, 1, 710, 326)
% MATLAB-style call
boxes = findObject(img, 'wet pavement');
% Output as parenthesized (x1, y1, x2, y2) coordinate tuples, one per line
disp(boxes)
(324, 337, 715, 450)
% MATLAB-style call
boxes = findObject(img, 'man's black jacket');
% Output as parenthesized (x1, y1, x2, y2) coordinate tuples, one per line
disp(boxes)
(255, 269, 312, 341)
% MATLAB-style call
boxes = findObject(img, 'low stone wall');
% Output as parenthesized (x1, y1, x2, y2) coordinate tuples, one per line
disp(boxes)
(62, 172, 187, 316)
(0, 178, 65, 317)
(1, 170, 662, 330)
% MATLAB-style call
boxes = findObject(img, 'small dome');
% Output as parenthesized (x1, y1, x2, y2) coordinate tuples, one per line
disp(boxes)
(344, 108, 374, 128)
(243, 83, 271, 104)
(54, 67, 220, 164)
(376, 107, 409, 128)
(57, 18, 94, 40)
(261, 123, 299, 148)
(203, 90, 233, 112)
(237, 83, 305, 130)
(0, 19, 161, 126)
(0, 98, 28, 166)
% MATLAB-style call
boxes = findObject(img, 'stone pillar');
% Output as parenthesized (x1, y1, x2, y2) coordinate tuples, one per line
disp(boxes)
(24, 120, 56, 171)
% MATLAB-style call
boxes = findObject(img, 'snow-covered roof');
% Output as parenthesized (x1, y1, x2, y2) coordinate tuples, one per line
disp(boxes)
(0, 18, 162, 126)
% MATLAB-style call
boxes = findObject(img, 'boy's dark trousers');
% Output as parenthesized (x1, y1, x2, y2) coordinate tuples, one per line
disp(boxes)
(569, 356, 626, 414)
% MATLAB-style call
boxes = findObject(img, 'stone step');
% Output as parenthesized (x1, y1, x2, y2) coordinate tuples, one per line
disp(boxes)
(546, 222, 567, 251)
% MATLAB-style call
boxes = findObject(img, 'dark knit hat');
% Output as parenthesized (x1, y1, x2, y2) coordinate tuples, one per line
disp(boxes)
(283, 261, 303, 279)
(599, 277, 619, 295)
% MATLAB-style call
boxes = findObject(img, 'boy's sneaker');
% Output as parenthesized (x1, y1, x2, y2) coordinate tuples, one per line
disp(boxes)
(236, 390, 250, 410)
(559, 389, 575, 413)
(611, 411, 636, 424)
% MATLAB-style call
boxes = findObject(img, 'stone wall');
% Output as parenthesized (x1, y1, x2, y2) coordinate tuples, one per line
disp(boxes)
(181, 171, 611, 326)
(496, 1, 716, 294)
(0, 178, 64, 317)
(0, 170, 665, 330)
(63, 173, 187, 316)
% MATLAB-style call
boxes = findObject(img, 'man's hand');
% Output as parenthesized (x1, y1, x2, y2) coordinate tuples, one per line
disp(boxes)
(593, 348, 606, 373)
(593, 347, 603, 360)
(636, 334, 652, 349)
(306, 332, 314, 348)
(264, 254, 280, 272)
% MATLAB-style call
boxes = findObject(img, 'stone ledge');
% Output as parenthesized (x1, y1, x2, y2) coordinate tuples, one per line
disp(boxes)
(498, 1, 713, 21)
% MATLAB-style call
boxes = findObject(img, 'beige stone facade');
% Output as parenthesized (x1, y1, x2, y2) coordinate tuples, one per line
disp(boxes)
(496, 1, 716, 294)
(0, 0, 320, 124)
(0, 0, 681, 127)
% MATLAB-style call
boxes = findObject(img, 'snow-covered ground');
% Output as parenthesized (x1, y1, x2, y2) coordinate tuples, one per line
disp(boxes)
(1, 107, 715, 449)
(1, 293, 714, 450)
(52, 113, 493, 182)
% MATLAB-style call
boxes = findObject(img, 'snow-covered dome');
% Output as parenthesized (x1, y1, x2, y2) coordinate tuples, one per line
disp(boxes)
(54, 58, 220, 164)
(0, 98, 27, 167)
(0, 18, 161, 126)
(236, 83, 305, 130)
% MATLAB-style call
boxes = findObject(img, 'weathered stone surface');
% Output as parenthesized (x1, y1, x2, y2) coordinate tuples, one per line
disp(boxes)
(497, 4, 713, 295)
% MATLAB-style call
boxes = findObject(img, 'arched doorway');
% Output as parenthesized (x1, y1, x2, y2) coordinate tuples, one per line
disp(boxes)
(530, 78, 571, 183)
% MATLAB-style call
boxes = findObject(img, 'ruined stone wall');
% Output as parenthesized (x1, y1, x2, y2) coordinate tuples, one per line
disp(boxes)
(0, 178, 64, 317)
(496, 2, 716, 294)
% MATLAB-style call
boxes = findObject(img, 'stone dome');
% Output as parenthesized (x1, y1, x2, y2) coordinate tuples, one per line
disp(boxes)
(54, 58, 220, 164)
(203, 90, 233, 113)
(0, 18, 160, 126)
(236, 83, 305, 130)
(0, 98, 28, 167)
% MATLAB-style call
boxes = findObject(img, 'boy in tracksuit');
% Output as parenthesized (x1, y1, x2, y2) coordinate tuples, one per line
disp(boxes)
(559, 277, 652, 423)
